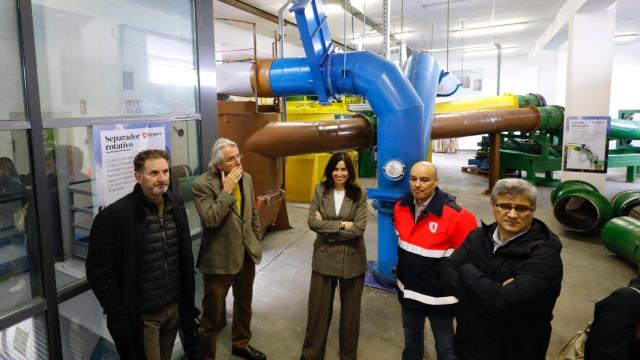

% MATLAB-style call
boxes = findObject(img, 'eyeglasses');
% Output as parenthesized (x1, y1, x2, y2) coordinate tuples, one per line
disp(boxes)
(494, 203, 533, 214)
(223, 154, 243, 163)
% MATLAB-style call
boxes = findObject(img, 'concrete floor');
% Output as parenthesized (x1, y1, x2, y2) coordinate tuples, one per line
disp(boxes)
(202, 150, 638, 360)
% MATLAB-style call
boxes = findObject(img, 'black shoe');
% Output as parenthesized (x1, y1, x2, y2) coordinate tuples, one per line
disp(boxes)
(231, 345, 267, 360)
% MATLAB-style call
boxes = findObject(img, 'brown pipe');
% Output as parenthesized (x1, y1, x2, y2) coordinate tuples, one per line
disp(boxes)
(251, 59, 274, 97)
(431, 107, 541, 139)
(245, 107, 543, 158)
(245, 115, 373, 158)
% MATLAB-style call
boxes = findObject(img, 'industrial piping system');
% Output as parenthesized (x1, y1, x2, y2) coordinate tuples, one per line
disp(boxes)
(240, 0, 431, 284)
(404, 51, 442, 155)
(245, 105, 566, 157)
(434, 93, 546, 113)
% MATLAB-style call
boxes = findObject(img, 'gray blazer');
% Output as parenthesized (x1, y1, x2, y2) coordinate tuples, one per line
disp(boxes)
(308, 184, 368, 279)
(192, 167, 262, 275)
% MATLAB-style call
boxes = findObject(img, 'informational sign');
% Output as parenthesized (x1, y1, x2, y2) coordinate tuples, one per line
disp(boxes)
(562, 116, 610, 173)
(93, 123, 170, 210)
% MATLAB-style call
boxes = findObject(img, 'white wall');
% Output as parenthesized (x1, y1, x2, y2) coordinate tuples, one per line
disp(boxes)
(610, 42, 640, 117)
(214, 21, 305, 61)
(32, 0, 197, 119)
(539, 42, 640, 118)
(432, 40, 640, 151)
(437, 54, 540, 150)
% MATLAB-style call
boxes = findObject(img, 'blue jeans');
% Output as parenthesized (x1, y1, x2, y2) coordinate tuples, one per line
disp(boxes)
(401, 305, 456, 360)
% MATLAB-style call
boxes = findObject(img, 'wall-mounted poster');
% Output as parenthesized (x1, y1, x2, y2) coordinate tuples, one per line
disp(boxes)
(452, 68, 484, 92)
(93, 122, 170, 211)
(562, 116, 610, 173)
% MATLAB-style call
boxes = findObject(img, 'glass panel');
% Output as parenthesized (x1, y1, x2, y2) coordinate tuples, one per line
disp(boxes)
(59, 291, 118, 360)
(0, 0, 26, 120)
(0, 314, 48, 359)
(169, 120, 202, 234)
(49, 122, 201, 290)
(59, 290, 189, 359)
(32, 0, 197, 119)
(0, 130, 42, 315)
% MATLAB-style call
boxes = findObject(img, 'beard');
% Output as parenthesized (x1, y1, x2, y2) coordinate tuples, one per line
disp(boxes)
(151, 184, 168, 195)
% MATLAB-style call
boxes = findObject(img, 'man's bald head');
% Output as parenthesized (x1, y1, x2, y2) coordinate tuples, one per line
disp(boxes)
(409, 161, 439, 204)
(410, 161, 438, 178)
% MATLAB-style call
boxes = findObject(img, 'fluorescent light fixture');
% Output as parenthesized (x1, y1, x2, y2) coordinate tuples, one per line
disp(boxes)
(463, 48, 517, 57)
(428, 44, 516, 53)
(352, 32, 413, 45)
(614, 33, 638, 43)
(451, 22, 529, 37)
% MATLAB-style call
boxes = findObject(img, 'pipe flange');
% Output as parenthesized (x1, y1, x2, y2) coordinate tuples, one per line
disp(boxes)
(382, 160, 405, 181)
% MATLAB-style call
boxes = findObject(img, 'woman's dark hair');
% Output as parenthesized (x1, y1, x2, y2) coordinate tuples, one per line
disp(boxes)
(0, 157, 18, 177)
(321, 152, 361, 202)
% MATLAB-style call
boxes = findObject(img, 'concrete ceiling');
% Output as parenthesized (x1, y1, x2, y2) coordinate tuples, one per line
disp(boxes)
(213, 0, 640, 60)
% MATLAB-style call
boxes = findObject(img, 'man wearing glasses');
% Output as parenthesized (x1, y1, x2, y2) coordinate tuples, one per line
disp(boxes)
(440, 178, 563, 360)
(192, 138, 266, 360)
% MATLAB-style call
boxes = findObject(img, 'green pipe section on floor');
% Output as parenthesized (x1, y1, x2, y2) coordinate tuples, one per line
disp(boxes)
(602, 216, 640, 265)
(610, 190, 640, 217)
(551, 180, 613, 232)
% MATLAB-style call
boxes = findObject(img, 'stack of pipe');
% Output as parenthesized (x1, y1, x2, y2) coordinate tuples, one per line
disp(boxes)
(602, 190, 640, 265)
(550, 180, 613, 233)
(550, 181, 640, 265)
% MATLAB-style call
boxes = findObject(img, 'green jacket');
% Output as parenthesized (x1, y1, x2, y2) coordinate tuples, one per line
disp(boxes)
(192, 167, 262, 274)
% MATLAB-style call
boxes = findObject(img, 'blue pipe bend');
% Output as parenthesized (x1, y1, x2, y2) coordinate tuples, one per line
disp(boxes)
(269, 51, 429, 283)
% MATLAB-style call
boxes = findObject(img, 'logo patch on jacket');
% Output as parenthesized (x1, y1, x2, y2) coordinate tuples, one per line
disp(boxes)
(429, 222, 438, 233)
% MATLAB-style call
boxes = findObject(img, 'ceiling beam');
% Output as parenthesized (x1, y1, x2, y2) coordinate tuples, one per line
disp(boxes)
(325, 0, 416, 53)
(529, 0, 616, 60)
(217, 0, 355, 51)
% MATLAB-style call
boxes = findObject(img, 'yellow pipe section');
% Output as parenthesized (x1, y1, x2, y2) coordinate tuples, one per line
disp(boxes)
(434, 93, 520, 114)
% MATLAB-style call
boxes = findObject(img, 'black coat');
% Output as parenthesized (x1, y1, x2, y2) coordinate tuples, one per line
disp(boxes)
(440, 219, 563, 360)
(86, 184, 200, 360)
(585, 277, 640, 360)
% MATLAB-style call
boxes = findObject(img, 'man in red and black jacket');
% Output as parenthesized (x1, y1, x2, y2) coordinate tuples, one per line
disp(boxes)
(394, 161, 477, 360)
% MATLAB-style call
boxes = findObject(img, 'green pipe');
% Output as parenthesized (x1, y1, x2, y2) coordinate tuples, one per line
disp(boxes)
(516, 93, 547, 108)
(610, 190, 640, 217)
(602, 216, 640, 265)
(550, 180, 598, 204)
(551, 180, 613, 232)
(610, 118, 640, 140)
(537, 105, 564, 131)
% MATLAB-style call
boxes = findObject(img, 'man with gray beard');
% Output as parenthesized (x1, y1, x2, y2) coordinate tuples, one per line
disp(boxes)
(87, 150, 201, 360)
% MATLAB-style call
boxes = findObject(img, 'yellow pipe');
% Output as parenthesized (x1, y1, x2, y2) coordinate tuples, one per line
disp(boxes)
(434, 93, 520, 114)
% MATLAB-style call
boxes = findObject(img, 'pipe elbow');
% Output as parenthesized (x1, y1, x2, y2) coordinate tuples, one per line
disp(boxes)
(331, 52, 422, 116)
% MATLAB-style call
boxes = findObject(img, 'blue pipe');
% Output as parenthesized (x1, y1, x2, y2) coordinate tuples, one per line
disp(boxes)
(270, 57, 315, 96)
(404, 52, 442, 158)
(269, 51, 425, 283)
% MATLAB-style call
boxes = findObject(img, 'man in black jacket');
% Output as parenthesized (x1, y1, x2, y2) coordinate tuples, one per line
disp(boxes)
(86, 150, 201, 360)
(440, 178, 563, 360)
